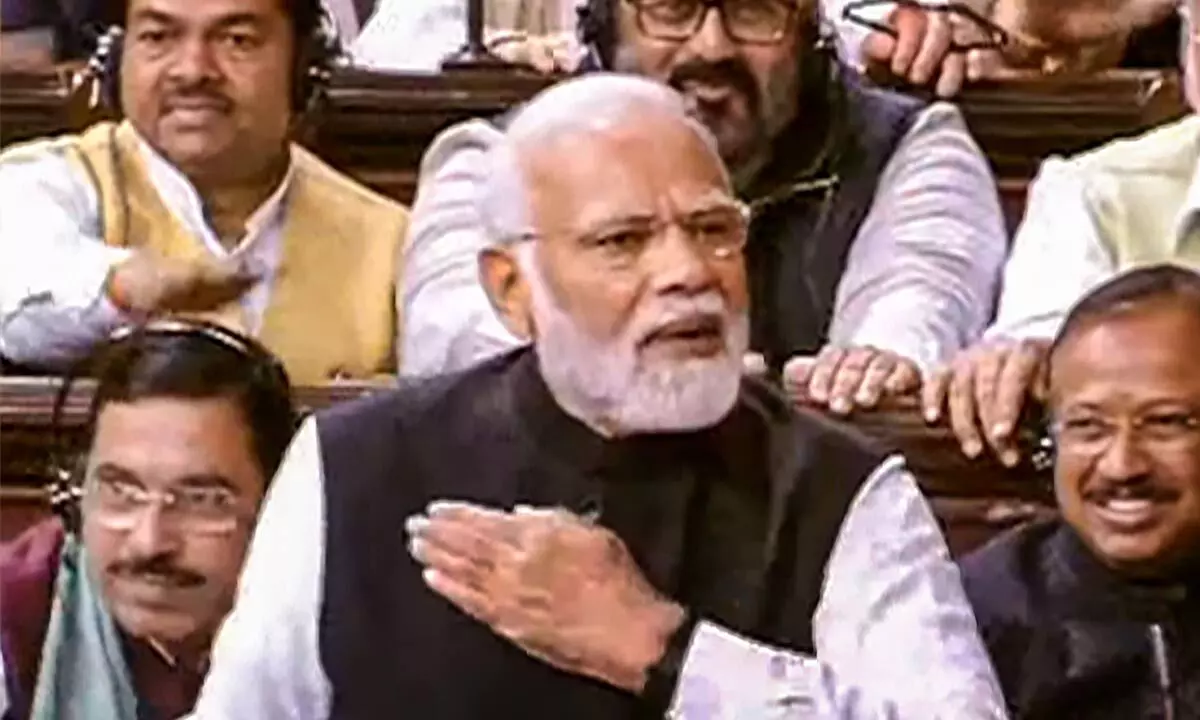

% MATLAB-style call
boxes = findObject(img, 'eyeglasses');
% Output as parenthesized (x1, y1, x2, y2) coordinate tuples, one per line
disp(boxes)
(626, 0, 799, 45)
(85, 475, 249, 537)
(515, 202, 750, 273)
(841, 0, 1009, 54)
(1049, 411, 1200, 457)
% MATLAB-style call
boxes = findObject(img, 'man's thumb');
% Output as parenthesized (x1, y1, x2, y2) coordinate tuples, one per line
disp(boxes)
(860, 31, 898, 64)
(781, 355, 817, 388)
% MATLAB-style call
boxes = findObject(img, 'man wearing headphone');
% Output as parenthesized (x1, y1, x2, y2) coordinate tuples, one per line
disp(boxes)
(959, 264, 1200, 719)
(0, 0, 409, 385)
(0, 320, 299, 720)
(400, 0, 1008, 417)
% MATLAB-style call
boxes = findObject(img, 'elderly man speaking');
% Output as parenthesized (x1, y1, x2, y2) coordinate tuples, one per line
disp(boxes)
(187, 74, 1005, 719)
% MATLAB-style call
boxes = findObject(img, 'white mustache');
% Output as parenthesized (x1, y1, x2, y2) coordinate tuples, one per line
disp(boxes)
(633, 292, 733, 346)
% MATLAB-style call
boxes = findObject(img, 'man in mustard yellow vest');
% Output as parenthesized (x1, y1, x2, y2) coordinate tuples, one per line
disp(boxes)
(921, 0, 1199, 469)
(0, 0, 408, 384)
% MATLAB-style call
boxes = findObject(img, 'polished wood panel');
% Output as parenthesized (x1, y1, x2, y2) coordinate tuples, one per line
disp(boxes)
(4, 66, 1133, 550)
(0, 377, 1053, 552)
(0, 68, 1186, 204)
(941, 71, 1185, 180)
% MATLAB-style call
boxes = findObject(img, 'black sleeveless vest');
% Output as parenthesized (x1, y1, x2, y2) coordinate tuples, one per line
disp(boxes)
(316, 349, 884, 719)
(961, 521, 1200, 720)
(744, 71, 924, 370)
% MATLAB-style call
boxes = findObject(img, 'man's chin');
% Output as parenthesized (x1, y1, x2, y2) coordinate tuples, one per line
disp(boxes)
(112, 603, 204, 646)
(640, 336, 727, 364)
(615, 357, 741, 433)
(155, 133, 236, 174)
(684, 109, 756, 165)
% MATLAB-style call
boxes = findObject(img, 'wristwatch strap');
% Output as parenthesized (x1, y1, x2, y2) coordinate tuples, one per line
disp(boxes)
(640, 609, 699, 717)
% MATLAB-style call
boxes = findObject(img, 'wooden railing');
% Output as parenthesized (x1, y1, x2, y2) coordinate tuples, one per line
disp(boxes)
(4, 67, 1171, 552)
(0, 377, 1055, 554)
(0, 67, 1187, 205)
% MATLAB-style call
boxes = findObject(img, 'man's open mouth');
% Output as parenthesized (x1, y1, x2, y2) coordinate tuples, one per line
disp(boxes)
(643, 315, 724, 347)
(1086, 484, 1179, 530)
(682, 81, 736, 105)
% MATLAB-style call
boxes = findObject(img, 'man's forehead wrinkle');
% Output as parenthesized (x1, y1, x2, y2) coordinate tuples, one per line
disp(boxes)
(510, 103, 733, 243)
(679, 187, 739, 211)
(522, 148, 732, 233)
(520, 135, 641, 217)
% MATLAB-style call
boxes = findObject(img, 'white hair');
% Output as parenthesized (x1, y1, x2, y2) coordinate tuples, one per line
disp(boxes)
(475, 72, 727, 246)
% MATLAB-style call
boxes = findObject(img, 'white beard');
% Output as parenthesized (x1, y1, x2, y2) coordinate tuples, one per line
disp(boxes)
(518, 247, 749, 434)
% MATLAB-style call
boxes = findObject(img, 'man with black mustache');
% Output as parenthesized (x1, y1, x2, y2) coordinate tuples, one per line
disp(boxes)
(0, 320, 297, 720)
(0, 0, 408, 384)
(401, 0, 1006, 417)
(961, 264, 1200, 719)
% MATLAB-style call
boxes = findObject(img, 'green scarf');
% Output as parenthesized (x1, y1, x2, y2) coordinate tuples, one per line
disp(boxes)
(29, 534, 140, 720)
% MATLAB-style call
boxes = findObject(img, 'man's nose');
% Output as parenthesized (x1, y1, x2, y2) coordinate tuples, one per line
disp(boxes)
(167, 38, 220, 84)
(682, 8, 738, 62)
(125, 505, 184, 556)
(643, 225, 719, 296)
(1094, 430, 1153, 482)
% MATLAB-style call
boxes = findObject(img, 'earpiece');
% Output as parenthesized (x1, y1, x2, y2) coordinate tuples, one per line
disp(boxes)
(293, 6, 345, 114)
(83, 25, 123, 109)
(576, 0, 615, 71)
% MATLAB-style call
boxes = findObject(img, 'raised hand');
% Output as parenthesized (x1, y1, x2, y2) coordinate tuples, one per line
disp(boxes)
(406, 501, 685, 693)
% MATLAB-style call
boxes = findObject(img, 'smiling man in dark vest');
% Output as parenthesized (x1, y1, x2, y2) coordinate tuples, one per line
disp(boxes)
(961, 264, 1200, 719)
(188, 74, 1006, 719)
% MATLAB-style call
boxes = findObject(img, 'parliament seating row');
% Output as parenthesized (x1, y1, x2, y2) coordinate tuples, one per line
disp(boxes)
(0, 377, 1055, 555)
(0, 67, 1179, 554)
(0, 67, 1188, 208)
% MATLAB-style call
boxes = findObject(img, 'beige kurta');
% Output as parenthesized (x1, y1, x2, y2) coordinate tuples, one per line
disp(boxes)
(1077, 115, 1200, 266)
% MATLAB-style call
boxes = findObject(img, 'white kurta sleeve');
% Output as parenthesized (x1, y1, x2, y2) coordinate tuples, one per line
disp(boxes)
(187, 419, 332, 720)
(0, 145, 131, 367)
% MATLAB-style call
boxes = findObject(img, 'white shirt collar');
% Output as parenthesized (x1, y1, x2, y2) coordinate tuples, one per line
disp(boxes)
(131, 129, 295, 258)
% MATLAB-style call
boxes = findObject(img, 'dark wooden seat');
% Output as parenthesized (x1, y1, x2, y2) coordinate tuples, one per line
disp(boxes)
(0, 377, 1054, 555)
(4, 67, 1178, 553)
(0, 67, 1187, 207)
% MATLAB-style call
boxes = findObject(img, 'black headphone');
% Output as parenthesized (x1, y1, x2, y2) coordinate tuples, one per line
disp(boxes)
(576, 0, 617, 70)
(78, 3, 343, 114)
(46, 318, 299, 534)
